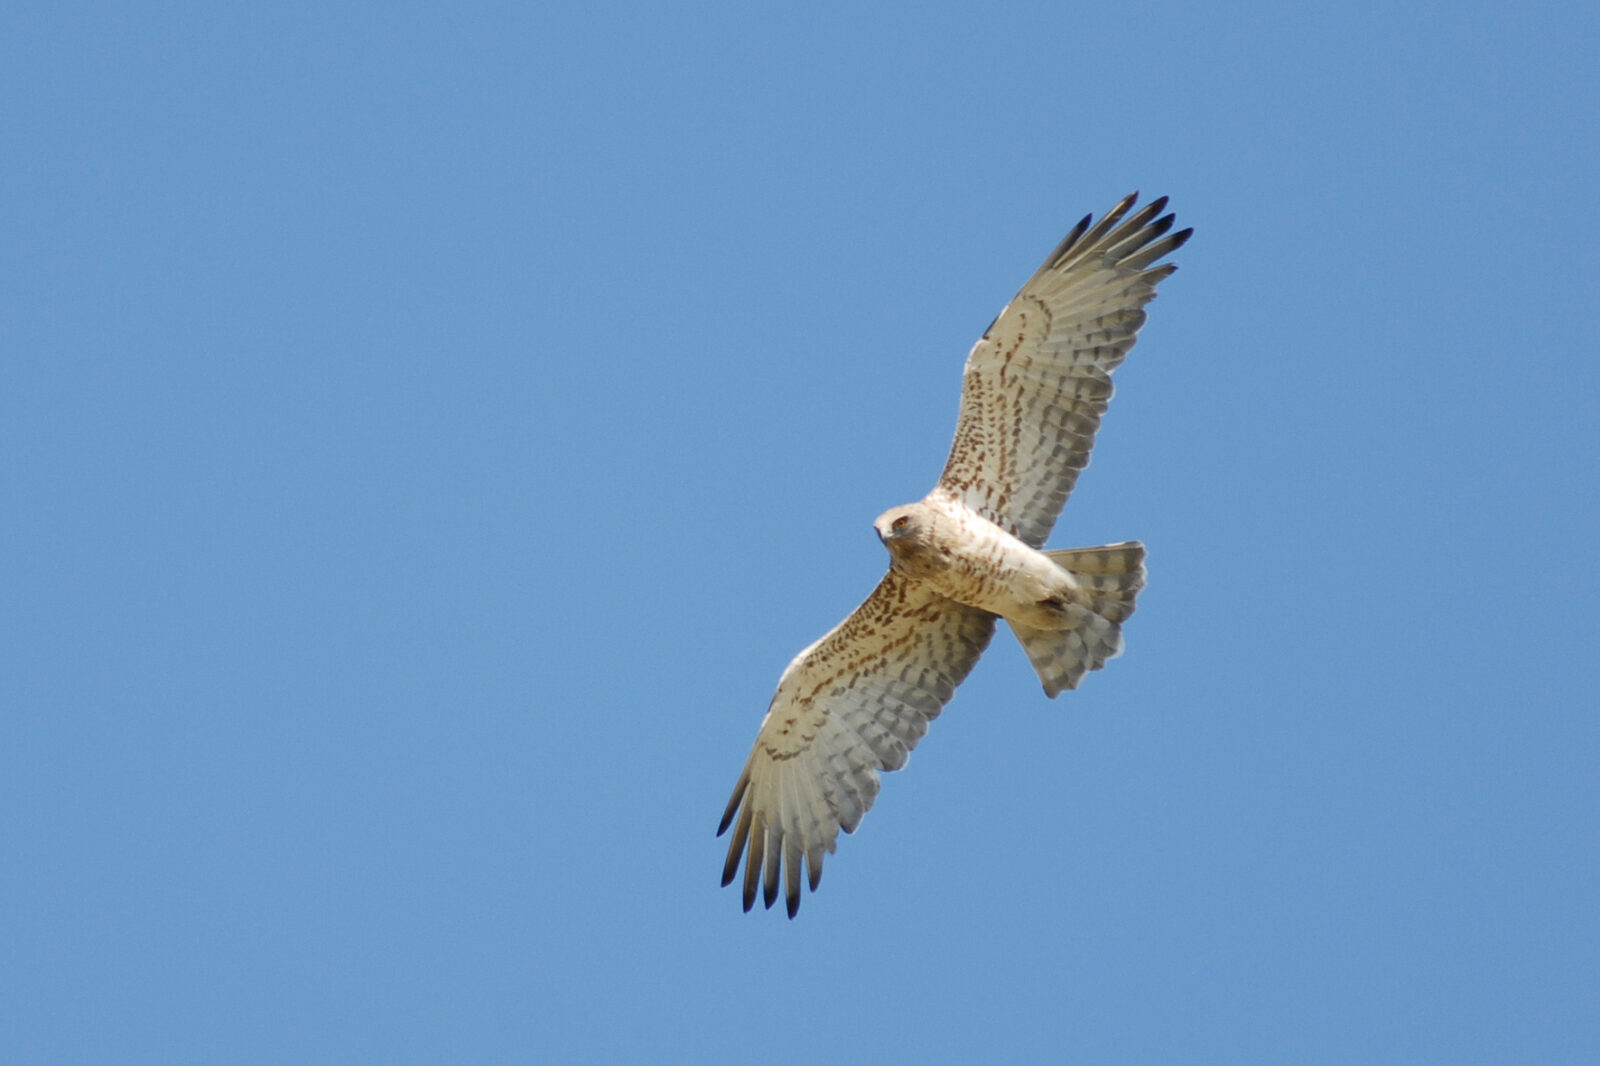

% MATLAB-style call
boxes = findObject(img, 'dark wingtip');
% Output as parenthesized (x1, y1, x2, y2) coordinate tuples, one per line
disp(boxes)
(721, 802, 753, 887)
(742, 819, 765, 910)
(716, 772, 749, 836)
(1125, 226, 1194, 273)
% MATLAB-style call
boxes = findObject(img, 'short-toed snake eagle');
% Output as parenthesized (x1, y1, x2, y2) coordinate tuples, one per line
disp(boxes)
(719, 193, 1191, 916)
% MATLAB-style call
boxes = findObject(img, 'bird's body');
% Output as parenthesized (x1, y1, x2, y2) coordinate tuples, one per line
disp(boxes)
(875, 497, 1081, 631)
(720, 193, 1190, 916)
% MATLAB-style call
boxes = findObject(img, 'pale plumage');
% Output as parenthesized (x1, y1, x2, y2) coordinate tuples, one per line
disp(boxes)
(720, 193, 1190, 916)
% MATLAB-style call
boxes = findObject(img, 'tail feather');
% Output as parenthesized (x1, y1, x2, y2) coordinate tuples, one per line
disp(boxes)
(1011, 542, 1145, 698)
(1042, 542, 1145, 577)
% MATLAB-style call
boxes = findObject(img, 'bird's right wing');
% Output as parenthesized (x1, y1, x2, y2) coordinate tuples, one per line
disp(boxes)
(718, 573, 996, 916)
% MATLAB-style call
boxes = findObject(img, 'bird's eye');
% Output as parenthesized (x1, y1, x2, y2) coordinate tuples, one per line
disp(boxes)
(892, 516, 909, 531)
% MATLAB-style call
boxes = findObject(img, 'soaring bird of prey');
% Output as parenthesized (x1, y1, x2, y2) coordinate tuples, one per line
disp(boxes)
(719, 193, 1191, 916)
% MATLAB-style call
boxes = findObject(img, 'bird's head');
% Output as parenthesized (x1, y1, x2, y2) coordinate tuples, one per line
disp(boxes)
(873, 504, 924, 545)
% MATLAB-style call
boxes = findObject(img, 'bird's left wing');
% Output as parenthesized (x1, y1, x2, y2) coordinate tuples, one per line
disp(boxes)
(933, 193, 1191, 547)
(718, 572, 996, 916)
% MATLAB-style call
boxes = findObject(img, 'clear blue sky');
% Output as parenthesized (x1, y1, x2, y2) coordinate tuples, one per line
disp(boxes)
(4, 2, 1596, 1063)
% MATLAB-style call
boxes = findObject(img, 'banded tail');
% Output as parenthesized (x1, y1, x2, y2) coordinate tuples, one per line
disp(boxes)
(1008, 541, 1146, 697)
